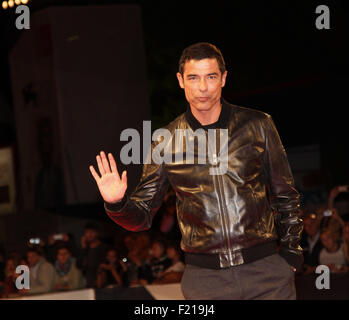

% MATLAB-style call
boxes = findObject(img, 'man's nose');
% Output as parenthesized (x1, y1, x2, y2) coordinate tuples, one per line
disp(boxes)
(199, 78, 208, 91)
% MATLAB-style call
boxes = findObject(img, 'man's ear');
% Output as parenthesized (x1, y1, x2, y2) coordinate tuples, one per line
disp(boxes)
(221, 71, 228, 88)
(176, 72, 185, 89)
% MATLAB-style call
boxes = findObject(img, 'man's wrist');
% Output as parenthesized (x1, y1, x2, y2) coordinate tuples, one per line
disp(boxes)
(104, 194, 127, 212)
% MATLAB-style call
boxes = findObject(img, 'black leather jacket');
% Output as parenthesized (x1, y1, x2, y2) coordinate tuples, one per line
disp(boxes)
(104, 99, 304, 270)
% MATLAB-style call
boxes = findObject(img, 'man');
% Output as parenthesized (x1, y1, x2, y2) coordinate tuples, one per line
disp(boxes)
(300, 212, 323, 274)
(89, 42, 303, 299)
(53, 245, 85, 291)
(20, 248, 55, 295)
(76, 222, 107, 288)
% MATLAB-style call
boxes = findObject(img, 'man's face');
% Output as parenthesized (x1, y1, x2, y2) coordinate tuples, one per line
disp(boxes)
(152, 242, 164, 259)
(57, 248, 71, 265)
(304, 218, 319, 237)
(320, 232, 335, 250)
(106, 250, 117, 264)
(27, 252, 40, 267)
(177, 58, 227, 113)
(84, 228, 98, 243)
(166, 247, 176, 260)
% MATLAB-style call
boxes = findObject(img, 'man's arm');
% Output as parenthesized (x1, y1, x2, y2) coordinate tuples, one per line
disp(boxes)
(104, 141, 170, 232)
(263, 114, 304, 271)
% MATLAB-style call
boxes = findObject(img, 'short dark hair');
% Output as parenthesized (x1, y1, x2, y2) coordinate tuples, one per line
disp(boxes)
(84, 221, 100, 232)
(178, 42, 226, 75)
(56, 244, 72, 255)
(27, 247, 42, 256)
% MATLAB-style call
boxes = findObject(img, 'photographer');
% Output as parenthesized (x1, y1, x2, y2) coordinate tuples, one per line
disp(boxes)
(76, 222, 107, 288)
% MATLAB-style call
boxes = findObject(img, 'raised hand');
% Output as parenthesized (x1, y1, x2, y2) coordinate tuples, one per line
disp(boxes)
(89, 151, 127, 204)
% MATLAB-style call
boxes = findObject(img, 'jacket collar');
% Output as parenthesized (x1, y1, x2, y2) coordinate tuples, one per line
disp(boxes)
(185, 97, 231, 131)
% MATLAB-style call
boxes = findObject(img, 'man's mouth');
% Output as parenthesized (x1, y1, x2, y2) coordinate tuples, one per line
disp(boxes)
(197, 97, 209, 102)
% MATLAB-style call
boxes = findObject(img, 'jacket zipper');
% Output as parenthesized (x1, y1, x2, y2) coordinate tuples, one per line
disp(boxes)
(206, 129, 232, 265)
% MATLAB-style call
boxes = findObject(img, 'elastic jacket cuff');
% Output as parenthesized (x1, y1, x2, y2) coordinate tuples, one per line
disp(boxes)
(104, 195, 128, 213)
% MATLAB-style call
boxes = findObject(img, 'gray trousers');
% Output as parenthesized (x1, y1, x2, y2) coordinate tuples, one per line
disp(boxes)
(181, 253, 296, 300)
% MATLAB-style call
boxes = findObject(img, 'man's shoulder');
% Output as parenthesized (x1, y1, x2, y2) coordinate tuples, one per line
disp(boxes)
(160, 101, 273, 131)
(163, 112, 187, 131)
(226, 102, 271, 122)
(39, 259, 55, 272)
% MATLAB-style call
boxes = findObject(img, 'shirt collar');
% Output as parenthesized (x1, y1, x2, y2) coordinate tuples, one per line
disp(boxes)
(185, 97, 231, 131)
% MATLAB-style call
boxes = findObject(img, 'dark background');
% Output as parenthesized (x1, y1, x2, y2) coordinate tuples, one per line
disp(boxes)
(0, 0, 348, 244)
(1, 0, 348, 185)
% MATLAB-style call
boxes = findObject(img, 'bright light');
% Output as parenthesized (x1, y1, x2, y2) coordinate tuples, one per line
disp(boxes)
(8, 0, 13, 7)
(2, 1, 8, 9)
(21, 0, 28, 3)
(15, 0, 20, 4)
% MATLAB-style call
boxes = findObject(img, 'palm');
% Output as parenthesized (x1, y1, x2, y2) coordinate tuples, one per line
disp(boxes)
(98, 172, 127, 203)
(89, 151, 127, 203)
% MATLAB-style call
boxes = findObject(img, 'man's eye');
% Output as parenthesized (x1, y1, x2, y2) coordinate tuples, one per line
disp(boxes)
(208, 75, 217, 80)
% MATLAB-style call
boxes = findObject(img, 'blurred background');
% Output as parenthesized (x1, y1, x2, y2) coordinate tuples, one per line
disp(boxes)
(0, 0, 349, 299)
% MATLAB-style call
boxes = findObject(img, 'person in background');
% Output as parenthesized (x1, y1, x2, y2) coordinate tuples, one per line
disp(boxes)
(53, 245, 85, 291)
(19, 247, 55, 295)
(135, 232, 152, 263)
(320, 207, 345, 237)
(123, 248, 145, 287)
(0, 257, 20, 298)
(96, 248, 125, 288)
(120, 232, 153, 287)
(45, 233, 77, 264)
(123, 233, 137, 254)
(319, 228, 348, 273)
(77, 222, 107, 288)
(153, 243, 185, 284)
(300, 212, 323, 275)
(139, 240, 172, 285)
(328, 184, 349, 213)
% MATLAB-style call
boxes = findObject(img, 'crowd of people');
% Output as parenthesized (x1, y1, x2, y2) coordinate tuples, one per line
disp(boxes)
(0, 184, 349, 298)
(300, 185, 349, 275)
(0, 220, 186, 298)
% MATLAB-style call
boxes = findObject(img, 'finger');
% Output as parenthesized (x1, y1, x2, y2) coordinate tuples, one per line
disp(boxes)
(100, 151, 111, 174)
(89, 165, 101, 183)
(96, 154, 105, 175)
(108, 153, 120, 180)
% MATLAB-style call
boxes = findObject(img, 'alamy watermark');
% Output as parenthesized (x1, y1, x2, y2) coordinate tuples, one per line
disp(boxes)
(315, 5, 330, 30)
(15, 5, 30, 30)
(119, 121, 229, 175)
(315, 265, 330, 290)
(15, 265, 30, 290)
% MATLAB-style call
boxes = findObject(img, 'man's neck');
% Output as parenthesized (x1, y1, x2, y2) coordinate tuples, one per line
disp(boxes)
(190, 101, 222, 126)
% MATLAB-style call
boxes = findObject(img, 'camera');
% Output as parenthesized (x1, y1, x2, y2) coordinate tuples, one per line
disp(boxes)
(323, 209, 332, 217)
(29, 238, 41, 245)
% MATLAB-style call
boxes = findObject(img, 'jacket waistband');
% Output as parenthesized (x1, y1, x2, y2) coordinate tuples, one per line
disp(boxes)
(184, 240, 278, 269)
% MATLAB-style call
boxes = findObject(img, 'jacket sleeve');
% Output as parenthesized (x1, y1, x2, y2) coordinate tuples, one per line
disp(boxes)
(263, 114, 304, 271)
(104, 140, 170, 232)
